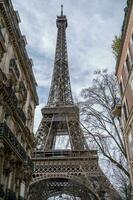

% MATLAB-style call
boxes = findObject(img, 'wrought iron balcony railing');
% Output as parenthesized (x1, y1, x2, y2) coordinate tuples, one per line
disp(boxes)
(0, 122, 33, 169)
(9, 58, 20, 79)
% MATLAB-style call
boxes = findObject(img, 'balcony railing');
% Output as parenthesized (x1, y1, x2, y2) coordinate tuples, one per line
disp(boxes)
(9, 58, 20, 79)
(0, 122, 33, 170)
(32, 150, 98, 159)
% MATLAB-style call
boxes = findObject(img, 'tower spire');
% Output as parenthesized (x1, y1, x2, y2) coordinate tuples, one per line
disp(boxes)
(47, 8, 73, 106)
(61, 4, 63, 16)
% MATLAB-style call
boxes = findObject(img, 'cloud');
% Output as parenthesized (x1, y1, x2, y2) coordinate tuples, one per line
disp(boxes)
(33, 103, 44, 133)
(12, 0, 126, 131)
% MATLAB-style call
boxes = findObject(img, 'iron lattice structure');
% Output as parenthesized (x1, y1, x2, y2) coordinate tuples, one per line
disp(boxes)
(47, 6, 73, 106)
(30, 6, 121, 200)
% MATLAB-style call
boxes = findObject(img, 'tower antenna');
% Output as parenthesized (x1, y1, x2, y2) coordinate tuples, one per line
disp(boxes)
(61, 4, 63, 16)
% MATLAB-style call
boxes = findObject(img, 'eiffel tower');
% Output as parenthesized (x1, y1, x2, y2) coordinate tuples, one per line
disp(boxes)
(29, 6, 121, 200)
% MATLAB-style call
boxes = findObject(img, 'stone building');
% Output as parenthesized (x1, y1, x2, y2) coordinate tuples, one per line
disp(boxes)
(0, 0, 38, 199)
(115, 0, 133, 190)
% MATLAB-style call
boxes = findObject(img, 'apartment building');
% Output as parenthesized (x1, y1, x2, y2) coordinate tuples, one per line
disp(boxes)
(0, 0, 38, 199)
(115, 0, 133, 189)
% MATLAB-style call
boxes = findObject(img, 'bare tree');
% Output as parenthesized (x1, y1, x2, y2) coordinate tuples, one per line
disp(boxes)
(80, 69, 131, 199)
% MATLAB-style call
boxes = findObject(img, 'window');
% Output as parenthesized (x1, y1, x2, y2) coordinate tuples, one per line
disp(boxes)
(126, 55, 131, 73)
(131, 77, 133, 91)
(123, 103, 128, 121)
(9, 58, 20, 79)
(129, 46, 133, 64)
(128, 131, 133, 160)
(126, 99, 129, 113)
(132, 33, 133, 49)
(119, 81, 123, 96)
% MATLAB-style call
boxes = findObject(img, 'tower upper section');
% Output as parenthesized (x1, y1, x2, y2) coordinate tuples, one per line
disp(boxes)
(47, 5, 73, 106)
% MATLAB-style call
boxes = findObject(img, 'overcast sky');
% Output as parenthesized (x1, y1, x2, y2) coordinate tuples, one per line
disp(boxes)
(12, 0, 126, 132)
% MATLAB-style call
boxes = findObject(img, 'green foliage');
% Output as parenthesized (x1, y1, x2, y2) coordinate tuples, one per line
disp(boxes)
(112, 35, 121, 60)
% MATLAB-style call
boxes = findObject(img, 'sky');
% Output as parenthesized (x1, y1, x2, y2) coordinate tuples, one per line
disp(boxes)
(12, 0, 126, 132)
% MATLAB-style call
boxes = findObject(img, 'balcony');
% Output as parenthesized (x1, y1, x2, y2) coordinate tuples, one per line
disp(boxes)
(0, 122, 34, 170)
(17, 107, 26, 125)
(9, 58, 20, 80)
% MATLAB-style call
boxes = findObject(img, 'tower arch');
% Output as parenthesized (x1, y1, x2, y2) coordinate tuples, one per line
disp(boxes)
(30, 177, 101, 200)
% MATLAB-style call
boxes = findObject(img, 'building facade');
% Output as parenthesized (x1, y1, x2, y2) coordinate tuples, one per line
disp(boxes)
(115, 0, 133, 190)
(0, 0, 38, 199)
